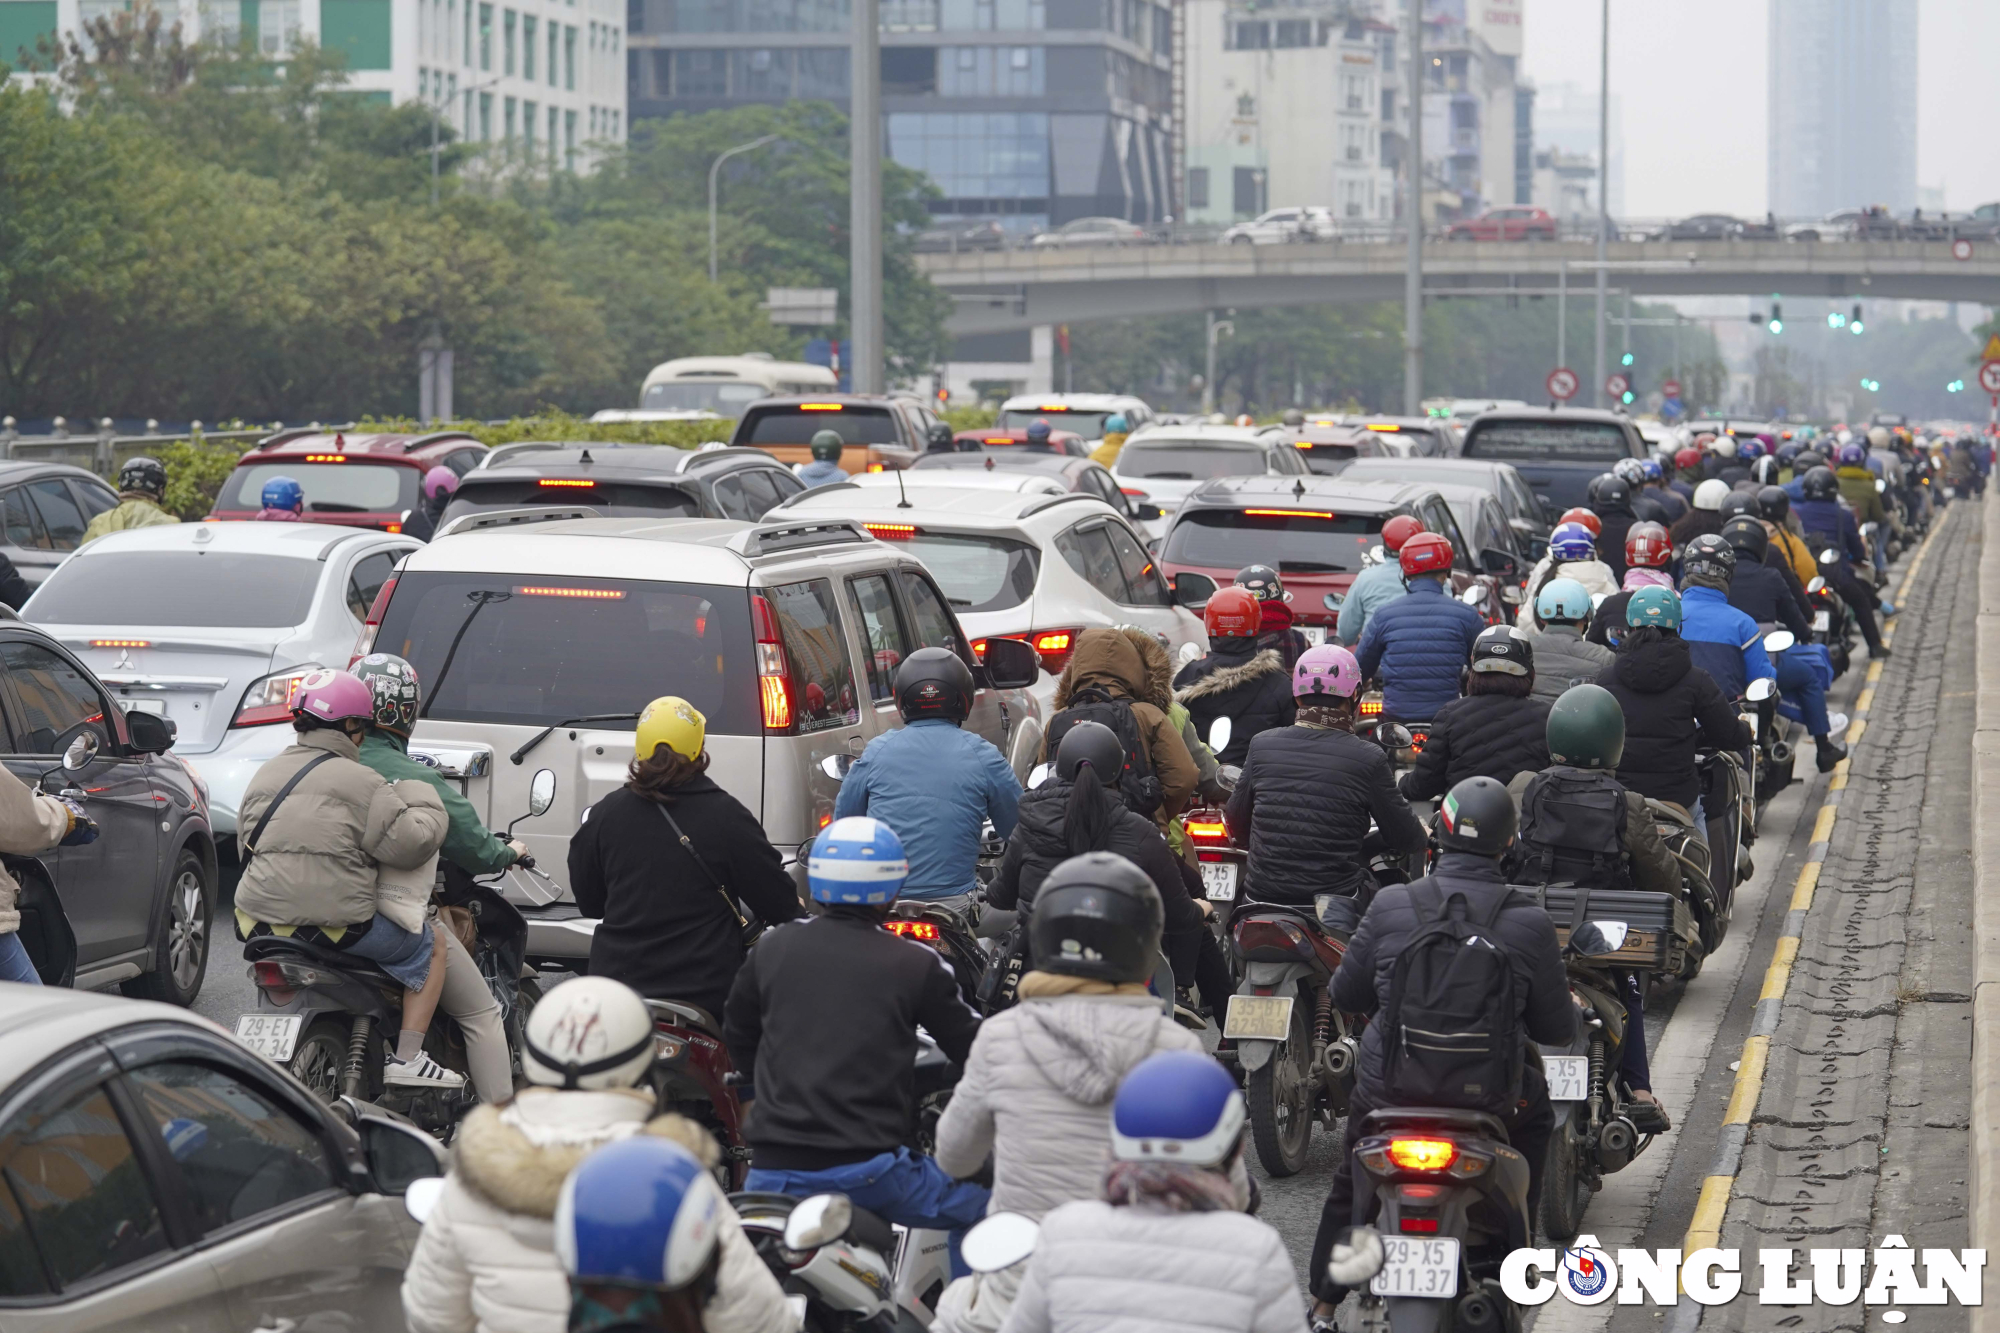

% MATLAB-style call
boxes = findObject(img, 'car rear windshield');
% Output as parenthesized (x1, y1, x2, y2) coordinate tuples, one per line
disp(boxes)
(216, 461, 417, 514)
(441, 477, 699, 523)
(895, 533, 1040, 614)
(1163, 508, 1380, 574)
(1116, 441, 1268, 480)
(997, 409, 1112, 438)
(1461, 420, 1631, 463)
(739, 406, 900, 446)
(1288, 442, 1360, 474)
(642, 380, 769, 414)
(26, 552, 323, 628)
(372, 573, 759, 733)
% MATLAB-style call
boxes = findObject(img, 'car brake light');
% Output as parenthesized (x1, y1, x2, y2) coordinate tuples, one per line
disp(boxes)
(91, 639, 150, 648)
(799, 403, 845, 411)
(232, 667, 322, 728)
(304, 454, 349, 462)
(1119, 487, 1148, 496)
(886, 920, 942, 943)
(1387, 1138, 1459, 1171)
(864, 522, 919, 539)
(1031, 629, 1079, 675)
(385, 523, 402, 534)
(515, 585, 626, 599)
(539, 479, 596, 488)
(753, 595, 793, 731)
(1245, 508, 1337, 520)
(349, 575, 397, 663)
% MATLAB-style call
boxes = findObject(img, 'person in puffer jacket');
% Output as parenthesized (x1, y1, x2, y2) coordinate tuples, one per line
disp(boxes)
(1173, 587, 1294, 766)
(1517, 521, 1618, 629)
(1525, 578, 1615, 701)
(933, 853, 1203, 1333)
(401, 977, 796, 1333)
(1336, 514, 1424, 646)
(1000, 1051, 1310, 1333)
(1586, 521, 1676, 648)
(1048, 627, 1198, 829)
(1399, 627, 1550, 801)
(1355, 532, 1484, 722)
(1593, 588, 1749, 820)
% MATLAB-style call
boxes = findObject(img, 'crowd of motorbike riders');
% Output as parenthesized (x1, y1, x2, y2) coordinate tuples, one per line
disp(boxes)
(0, 422, 1973, 1333)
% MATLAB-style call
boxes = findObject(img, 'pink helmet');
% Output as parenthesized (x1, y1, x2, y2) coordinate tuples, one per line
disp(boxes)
(1293, 644, 1362, 700)
(292, 669, 374, 723)
(422, 466, 460, 501)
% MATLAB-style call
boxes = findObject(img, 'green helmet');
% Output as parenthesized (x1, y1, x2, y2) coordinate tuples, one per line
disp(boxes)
(1546, 683, 1625, 770)
(1624, 585, 1681, 632)
(352, 653, 422, 735)
(809, 430, 844, 462)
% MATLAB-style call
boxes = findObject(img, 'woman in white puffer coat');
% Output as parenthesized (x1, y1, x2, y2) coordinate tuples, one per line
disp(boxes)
(400, 976, 794, 1333)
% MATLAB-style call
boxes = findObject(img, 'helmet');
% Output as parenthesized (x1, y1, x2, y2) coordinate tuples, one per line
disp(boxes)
(1611, 458, 1647, 488)
(1535, 576, 1594, 625)
(1105, 414, 1129, 433)
(1110, 1051, 1245, 1167)
(291, 668, 373, 723)
(1718, 490, 1760, 523)
(1794, 449, 1827, 474)
(810, 429, 844, 462)
(1624, 522, 1672, 569)
(1469, 625, 1532, 678)
(1234, 564, 1285, 603)
(1639, 457, 1664, 482)
(1625, 585, 1682, 631)
(1549, 521, 1596, 562)
(1280, 409, 1306, 427)
(1750, 455, 1782, 486)
(807, 816, 908, 906)
(1586, 474, 1631, 508)
(1026, 418, 1053, 446)
(1800, 466, 1840, 500)
(1028, 851, 1164, 986)
(556, 1137, 725, 1293)
(1674, 446, 1705, 472)
(1435, 775, 1518, 856)
(1682, 533, 1736, 588)
(894, 646, 975, 723)
(1738, 436, 1767, 460)
(1721, 515, 1769, 562)
(523, 976, 655, 1090)
(1293, 644, 1363, 700)
(1203, 586, 1263, 639)
(260, 475, 303, 512)
(1757, 484, 1791, 522)
(926, 421, 955, 452)
(635, 695, 706, 762)
(1545, 683, 1625, 770)
(351, 653, 422, 735)
(1711, 435, 1739, 458)
(1776, 441, 1802, 464)
(1692, 479, 1732, 512)
(118, 456, 167, 495)
(422, 465, 459, 502)
(1055, 720, 1126, 785)
(1380, 514, 1425, 552)
(1556, 507, 1601, 537)
(1397, 532, 1454, 579)
(1867, 425, 1891, 449)
(1837, 442, 1868, 468)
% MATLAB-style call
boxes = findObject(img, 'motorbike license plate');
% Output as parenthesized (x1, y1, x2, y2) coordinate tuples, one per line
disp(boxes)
(233, 1015, 303, 1063)
(1223, 994, 1294, 1042)
(1371, 1236, 1461, 1299)
(1300, 624, 1327, 646)
(1544, 1056, 1590, 1102)
(1200, 861, 1239, 900)
(1813, 610, 1830, 632)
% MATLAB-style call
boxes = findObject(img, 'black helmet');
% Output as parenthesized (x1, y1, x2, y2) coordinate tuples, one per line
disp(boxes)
(1682, 532, 1737, 589)
(1587, 473, 1631, 508)
(1435, 776, 1517, 856)
(809, 429, 844, 462)
(1757, 484, 1791, 522)
(1750, 456, 1782, 486)
(1721, 514, 1769, 562)
(1468, 624, 1532, 678)
(1800, 465, 1840, 501)
(118, 456, 167, 496)
(926, 422, 955, 453)
(1546, 683, 1625, 770)
(1056, 720, 1126, 785)
(1029, 851, 1164, 984)
(893, 647, 975, 724)
(1234, 563, 1285, 603)
(1793, 449, 1828, 475)
(1718, 490, 1760, 523)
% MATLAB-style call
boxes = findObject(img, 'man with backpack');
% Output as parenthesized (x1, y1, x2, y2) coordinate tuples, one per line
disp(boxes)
(1045, 627, 1198, 834)
(1306, 775, 1573, 1321)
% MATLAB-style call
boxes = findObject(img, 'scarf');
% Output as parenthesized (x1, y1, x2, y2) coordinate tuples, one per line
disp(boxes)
(1295, 706, 1354, 732)
(1015, 971, 1153, 999)
(1104, 1159, 1250, 1214)
(1623, 567, 1674, 592)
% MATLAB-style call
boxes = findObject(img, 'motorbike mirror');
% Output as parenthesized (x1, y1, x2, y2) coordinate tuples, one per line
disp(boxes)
(527, 768, 556, 818)
(1380, 723, 1414, 750)
(1819, 548, 1842, 566)
(1746, 677, 1777, 702)
(1570, 920, 1631, 957)
(1762, 629, 1795, 654)
(1208, 716, 1234, 753)
(1176, 640, 1203, 668)
(1325, 1226, 1387, 1288)
(1459, 585, 1485, 605)
(1806, 576, 1827, 594)
(62, 733, 96, 772)
(1323, 591, 1344, 612)
(404, 1176, 446, 1224)
(962, 1212, 1041, 1274)
(1028, 762, 1052, 788)
(1876, 478, 1887, 493)
(819, 753, 856, 782)
(1369, 544, 1387, 565)
(783, 1194, 853, 1253)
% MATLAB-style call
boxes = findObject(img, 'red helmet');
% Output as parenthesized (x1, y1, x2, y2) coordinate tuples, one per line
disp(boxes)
(1556, 507, 1602, 537)
(1674, 447, 1704, 471)
(1625, 521, 1672, 569)
(1398, 532, 1455, 579)
(1380, 514, 1425, 552)
(1203, 586, 1263, 638)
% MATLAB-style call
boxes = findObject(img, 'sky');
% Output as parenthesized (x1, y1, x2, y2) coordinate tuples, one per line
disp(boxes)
(1520, 0, 2000, 218)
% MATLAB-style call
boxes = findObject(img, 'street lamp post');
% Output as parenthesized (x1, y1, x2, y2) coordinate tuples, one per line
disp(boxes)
(709, 134, 781, 284)
(431, 75, 502, 207)
(850, 0, 884, 394)
(1402, 0, 1423, 416)
(1593, 0, 1609, 407)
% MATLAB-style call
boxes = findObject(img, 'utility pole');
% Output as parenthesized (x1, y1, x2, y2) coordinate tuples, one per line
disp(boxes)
(1593, 0, 1609, 407)
(850, 0, 884, 393)
(709, 134, 780, 284)
(1403, 0, 1423, 416)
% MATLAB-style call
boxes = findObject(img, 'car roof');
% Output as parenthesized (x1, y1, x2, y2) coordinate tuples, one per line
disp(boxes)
(0, 983, 232, 1090)
(998, 393, 1148, 412)
(0, 461, 114, 485)
(1340, 457, 1515, 480)
(849, 471, 1067, 496)
(72, 518, 397, 558)
(1123, 424, 1272, 446)
(1181, 475, 1436, 513)
(785, 485, 1114, 525)
(461, 445, 768, 483)
(237, 430, 483, 465)
(1465, 407, 1631, 427)
(413, 518, 763, 585)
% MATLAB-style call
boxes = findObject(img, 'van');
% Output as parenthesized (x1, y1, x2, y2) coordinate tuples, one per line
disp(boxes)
(637, 354, 838, 417)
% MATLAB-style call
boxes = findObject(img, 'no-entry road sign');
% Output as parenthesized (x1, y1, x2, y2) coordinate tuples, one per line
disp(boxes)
(1547, 368, 1579, 401)
(1978, 360, 2000, 396)
(1606, 373, 1631, 398)
(1662, 379, 1683, 399)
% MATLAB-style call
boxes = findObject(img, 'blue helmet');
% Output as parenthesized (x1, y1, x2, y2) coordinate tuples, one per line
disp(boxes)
(1625, 585, 1682, 631)
(1111, 1051, 1245, 1166)
(261, 475, 304, 512)
(556, 1137, 724, 1292)
(1639, 457, 1664, 483)
(1549, 521, 1596, 562)
(807, 816, 908, 905)
(1105, 414, 1128, 433)
(1737, 436, 1767, 460)
(1838, 442, 1868, 468)
(1535, 577, 1594, 626)
(1026, 418, 1053, 445)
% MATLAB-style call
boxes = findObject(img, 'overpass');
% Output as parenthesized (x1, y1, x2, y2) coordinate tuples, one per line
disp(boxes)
(918, 239, 2000, 336)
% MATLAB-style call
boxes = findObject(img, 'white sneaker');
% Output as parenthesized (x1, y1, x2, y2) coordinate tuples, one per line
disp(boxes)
(385, 1050, 466, 1089)
(1825, 712, 1850, 740)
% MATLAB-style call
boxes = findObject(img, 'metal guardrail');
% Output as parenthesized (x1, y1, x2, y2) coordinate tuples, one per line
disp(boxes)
(0, 420, 353, 476)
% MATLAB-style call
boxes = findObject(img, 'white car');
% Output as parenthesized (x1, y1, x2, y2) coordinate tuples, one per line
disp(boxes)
(1029, 217, 1152, 249)
(1221, 206, 1336, 245)
(21, 521, 419, 847)
(848, 470, 1068, 498)
(1110, 423, 1313, 540)
(996, 392, 1155, 443)
(780, 485, 1206, 715)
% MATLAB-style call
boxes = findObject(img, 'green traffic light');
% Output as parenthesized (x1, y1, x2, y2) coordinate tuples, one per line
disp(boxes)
(1620, 352, 1634, 367)
(1769, 320, 1783, 334)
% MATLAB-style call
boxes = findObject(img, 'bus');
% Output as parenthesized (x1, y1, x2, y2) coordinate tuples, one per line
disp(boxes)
(636, 354, 838, 417)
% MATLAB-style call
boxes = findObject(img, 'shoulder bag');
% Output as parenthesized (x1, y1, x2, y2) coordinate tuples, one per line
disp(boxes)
(657, 803, 764, 947)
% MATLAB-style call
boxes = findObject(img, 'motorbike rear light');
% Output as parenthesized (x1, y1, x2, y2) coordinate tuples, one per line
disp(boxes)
(885, 920, 942, 943)
(1030, 629, 1080, 675)
(1399, 1217, 1440, 1234)
(1387, 1138, 1459, 1172)
(1359, 696, 1384, 717)
(1234, 917, 1312, 957)
(350, 574, 398, 663)
(232, 667, 321, 728)
(1185, 819, 1230, 844)
(752, 595, 793, 732)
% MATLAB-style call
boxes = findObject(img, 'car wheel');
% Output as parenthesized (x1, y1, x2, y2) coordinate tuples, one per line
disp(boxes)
(1230, 235, 1253, 245)
(123, 848, 212, 1007)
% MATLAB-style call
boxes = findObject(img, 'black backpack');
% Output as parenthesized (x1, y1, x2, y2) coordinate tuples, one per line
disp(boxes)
(1514, 767, 1633, 892)
(1382, 882, 1522, 1115)
(1045, 684, 1163, 817)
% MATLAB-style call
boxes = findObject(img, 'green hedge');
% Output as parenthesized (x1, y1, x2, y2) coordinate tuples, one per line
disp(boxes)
(357, 412, 729, 449)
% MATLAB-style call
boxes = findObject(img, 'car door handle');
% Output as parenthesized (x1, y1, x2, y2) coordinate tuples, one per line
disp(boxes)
(249, 1320, 298, 1333)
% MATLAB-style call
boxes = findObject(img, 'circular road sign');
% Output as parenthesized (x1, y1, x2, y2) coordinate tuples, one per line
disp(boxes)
(1606, 373, 1632, 398)
(1546, 367, 1580, 401)
(1979, 360, 2000, 395)
(1953, 238, 1975, 262)
(1662, 378, 1683, 399)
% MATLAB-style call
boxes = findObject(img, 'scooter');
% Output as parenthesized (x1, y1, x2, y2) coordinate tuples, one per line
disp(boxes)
(733, 1190, 954, 1331)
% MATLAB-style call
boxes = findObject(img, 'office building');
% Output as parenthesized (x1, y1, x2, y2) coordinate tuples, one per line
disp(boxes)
(1531, 79, 1617, 217)
(1768, 0, 1916, 218)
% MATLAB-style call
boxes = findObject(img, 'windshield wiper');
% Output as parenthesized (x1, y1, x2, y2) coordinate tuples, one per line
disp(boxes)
(946, 597, 975, 608)
(308, 502, 368, 513)
(510, 713, 641, 766)
(1279, 560, 1343, 572)
(420, 590, 508, 721)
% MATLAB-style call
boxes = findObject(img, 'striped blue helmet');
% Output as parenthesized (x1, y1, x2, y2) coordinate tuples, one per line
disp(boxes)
(808, 816, 909, 905)
(1550, 521, 1596, 562)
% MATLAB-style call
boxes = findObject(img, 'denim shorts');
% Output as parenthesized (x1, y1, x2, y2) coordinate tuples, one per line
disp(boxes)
(341, 914, 435, 990)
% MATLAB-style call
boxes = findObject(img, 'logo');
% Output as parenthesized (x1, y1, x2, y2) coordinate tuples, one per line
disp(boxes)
(1559, 1243, 1616, 1303)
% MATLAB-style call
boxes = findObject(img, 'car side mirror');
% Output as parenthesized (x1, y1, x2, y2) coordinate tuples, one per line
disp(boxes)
(528, 768, 557, 818)
(1569, 919, 1630, 957)
(123, 712, 171, 756)
(1172, 571, 1218, 608)
(1479, 547, 1519, 579)
(962, 1212, 1040, 1274)
(980, 635, 1041, 691)
(784, 1194, 852, 1252)
(1745, 677, 1776, 702)
(1207, 716, 1233, 753)
(360, 1115, 445, 1195)
(1762, 629, 1795, 654)
(1134, 503, 1164, 522)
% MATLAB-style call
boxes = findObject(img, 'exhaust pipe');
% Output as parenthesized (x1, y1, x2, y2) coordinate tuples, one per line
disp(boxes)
(1769, 739, 1793, 764)
(1456, 1286, 1503, 1331)
(1321, 1035, 1358, 1079)
(1596, 1116, 1637, 1172)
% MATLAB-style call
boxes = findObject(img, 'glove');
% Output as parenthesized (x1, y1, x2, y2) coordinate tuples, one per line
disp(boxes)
(58, 797, 99, 847)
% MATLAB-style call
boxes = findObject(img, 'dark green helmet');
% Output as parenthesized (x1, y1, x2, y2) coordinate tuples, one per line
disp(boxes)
(810, 429, 844, 462)
(1546, 683, 1625, 770)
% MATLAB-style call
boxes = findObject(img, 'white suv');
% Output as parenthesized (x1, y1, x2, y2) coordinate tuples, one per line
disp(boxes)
(996, 393, 1154, 443)
(361, 513, 1043, 964)
(1110, 423, 1313, 539)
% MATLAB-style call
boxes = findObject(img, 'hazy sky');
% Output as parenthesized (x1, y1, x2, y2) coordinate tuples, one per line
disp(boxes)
(1521, 0, 2000, 217)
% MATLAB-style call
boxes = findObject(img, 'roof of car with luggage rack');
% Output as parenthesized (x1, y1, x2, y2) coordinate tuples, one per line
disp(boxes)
(410, 514, 894, 585)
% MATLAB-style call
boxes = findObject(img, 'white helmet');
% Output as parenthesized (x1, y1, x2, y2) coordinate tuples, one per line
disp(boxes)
(1709, 435, 1738, 458)
(1867, 426, 1891, 449)
(1693, 478, 1732, 512)
(522, 976, 655, 1091)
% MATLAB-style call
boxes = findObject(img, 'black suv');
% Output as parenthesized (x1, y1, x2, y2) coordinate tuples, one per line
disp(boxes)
(0, 461, 122, 599)
(440, 444, 810, 530)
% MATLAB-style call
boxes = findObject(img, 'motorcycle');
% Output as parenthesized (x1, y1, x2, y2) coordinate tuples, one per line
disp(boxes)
(1183, 715, 1246, 935)
(644, 998, 752, 1188)
(733, 1189, 953, 1331)
(1743, 642, 1796, 809)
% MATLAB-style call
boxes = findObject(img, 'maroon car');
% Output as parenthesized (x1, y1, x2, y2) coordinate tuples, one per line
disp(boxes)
(1445, 206, 1559, 242)
(208, 429, 489, 533)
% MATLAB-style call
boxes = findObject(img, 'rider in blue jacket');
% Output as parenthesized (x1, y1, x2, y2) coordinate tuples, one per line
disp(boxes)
(1676, 536, 1776, 701)
(1354, 532, 1485, 723)
(1793, 466, 1888, 659)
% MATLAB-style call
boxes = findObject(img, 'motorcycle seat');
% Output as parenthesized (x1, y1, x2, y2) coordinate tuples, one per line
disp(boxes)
(243, 931, 398, 985)
(643, 998, 724, 1039)
(1363, 1106, 1512, 1143)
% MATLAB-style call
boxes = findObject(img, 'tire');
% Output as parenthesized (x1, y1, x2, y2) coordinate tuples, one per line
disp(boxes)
(123, 848, 212, 1007)
(289, 1016, 353, 1105)
(1246, 994, 1315, 1176)
(1539, 1117, 1591, 1242)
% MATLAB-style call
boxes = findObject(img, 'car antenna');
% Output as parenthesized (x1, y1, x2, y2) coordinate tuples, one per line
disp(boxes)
(1292, 477, 1306, 499)
(895, 465, 912, 509)
(579, 448, 593, 464)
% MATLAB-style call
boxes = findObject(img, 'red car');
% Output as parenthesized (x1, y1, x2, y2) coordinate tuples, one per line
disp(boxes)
(207, 429, 490, 532)
(1445, 206, 1559, 242)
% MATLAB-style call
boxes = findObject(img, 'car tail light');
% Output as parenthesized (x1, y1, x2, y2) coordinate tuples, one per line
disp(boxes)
(753, 594, 793, 732)
(539, 479, 596, 488)
(91, 639, 151, 649)
(349, 575, 398, 663)
(1030, 629, 1080, 675)
(1387, 1138, 1459, 1172)
(232, 667, 322, 728)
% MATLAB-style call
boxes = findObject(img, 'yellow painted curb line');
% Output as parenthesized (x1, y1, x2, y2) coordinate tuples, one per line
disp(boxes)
(1811, 805, 1838, 844)
(1790, 862, 1821, 911)
(1685, 1175, 1735, 1252)
(1722, 1035, 1771, 1123)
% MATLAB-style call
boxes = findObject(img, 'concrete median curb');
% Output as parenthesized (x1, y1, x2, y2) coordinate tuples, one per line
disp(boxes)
(1973, 490, 2000, 1333)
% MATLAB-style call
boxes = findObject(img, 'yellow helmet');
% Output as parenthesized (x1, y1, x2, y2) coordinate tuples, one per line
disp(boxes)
(635, 696, 705, 762)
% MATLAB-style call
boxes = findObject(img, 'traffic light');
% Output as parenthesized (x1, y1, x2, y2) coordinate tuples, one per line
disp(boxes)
(1621, 391, 1635, 405)
(1620, 351, 1635, 368)
(1827, 311, 1845, 329)
(1768, 301, 1783, 334)
(1859, 377, 1881, 392)
(1851, 304, 1865, 335)
(1949, 380, 1966, 393)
